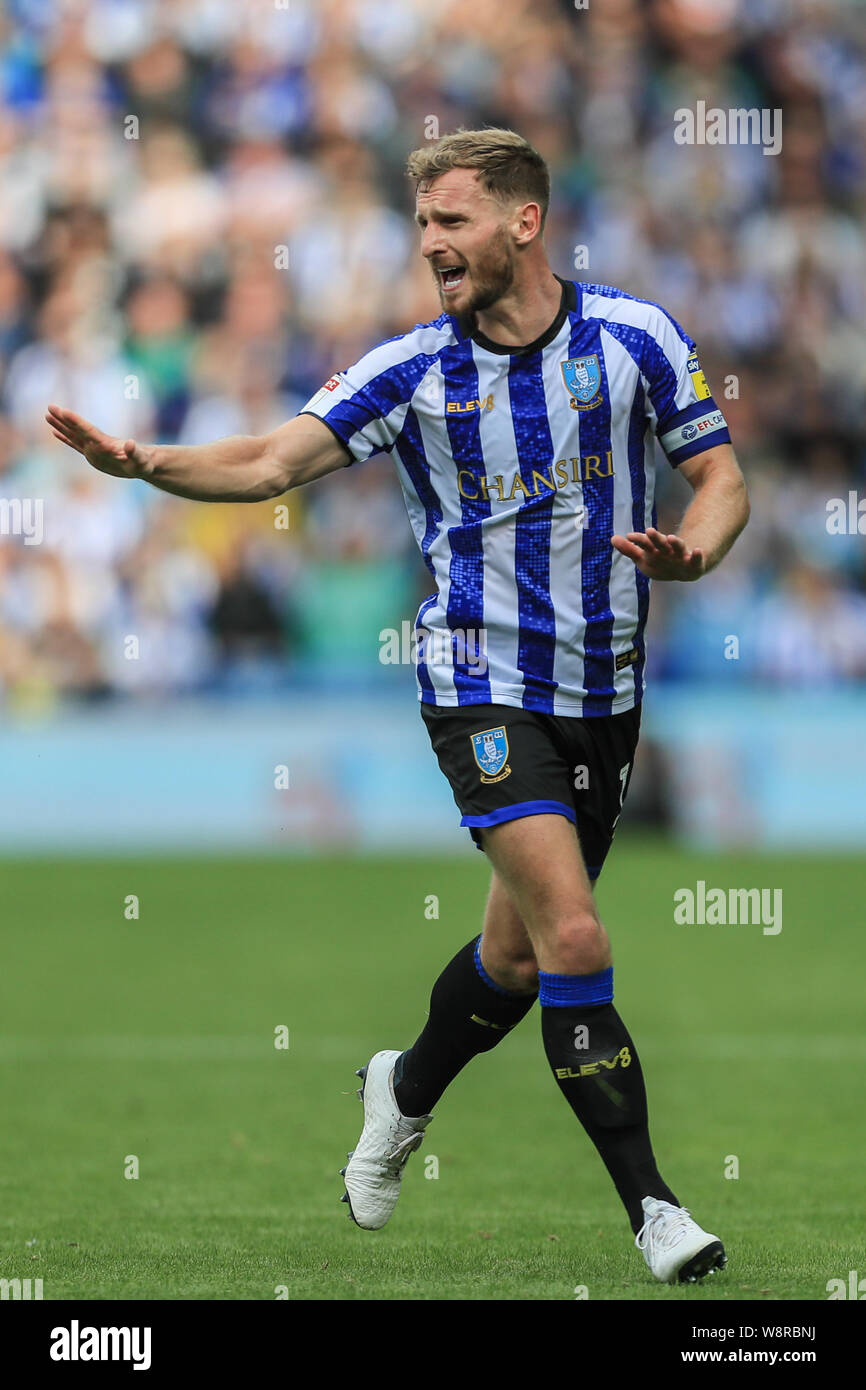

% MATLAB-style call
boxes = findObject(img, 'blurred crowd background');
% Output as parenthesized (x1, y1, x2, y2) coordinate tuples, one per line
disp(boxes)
(1, 0, 865, 711)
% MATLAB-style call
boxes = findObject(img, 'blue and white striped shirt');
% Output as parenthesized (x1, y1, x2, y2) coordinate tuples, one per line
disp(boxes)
(299, 276, 730, 715)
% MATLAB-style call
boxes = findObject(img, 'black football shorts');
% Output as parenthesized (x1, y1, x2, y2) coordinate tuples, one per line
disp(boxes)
(420, 699, 641, 881)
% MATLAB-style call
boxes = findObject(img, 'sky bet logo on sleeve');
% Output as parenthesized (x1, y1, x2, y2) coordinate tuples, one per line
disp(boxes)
(470, 726, 511, 783)
(687, 352, 711, 400)
(561, 356, 603, 411)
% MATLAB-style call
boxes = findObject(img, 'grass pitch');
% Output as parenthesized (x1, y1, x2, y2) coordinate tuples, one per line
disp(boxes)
(0, 840, 863, 1301)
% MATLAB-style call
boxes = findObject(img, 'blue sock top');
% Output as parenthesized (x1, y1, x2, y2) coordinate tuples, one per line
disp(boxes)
(537, 967, 613, 1008)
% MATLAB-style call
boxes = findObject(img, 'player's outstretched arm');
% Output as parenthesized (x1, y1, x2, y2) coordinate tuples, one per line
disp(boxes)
(45, 406, 350, 502)
(611, 444, 749, 581)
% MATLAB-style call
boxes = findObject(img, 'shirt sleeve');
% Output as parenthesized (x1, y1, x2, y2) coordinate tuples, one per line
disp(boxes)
(641, 307, 732, 466)
(298, 346, 411, 465)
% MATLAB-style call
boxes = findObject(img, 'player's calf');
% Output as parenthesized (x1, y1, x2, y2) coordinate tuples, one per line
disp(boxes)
(391, 936, 537, 1117)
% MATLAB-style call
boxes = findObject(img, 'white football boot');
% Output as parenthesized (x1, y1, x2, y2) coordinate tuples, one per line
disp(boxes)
(340, 1049, 432, 1230)
(635, 1197, 727, 1283)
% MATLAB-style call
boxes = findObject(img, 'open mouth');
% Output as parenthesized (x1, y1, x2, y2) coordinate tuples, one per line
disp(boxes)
(438, 265, 466, 293)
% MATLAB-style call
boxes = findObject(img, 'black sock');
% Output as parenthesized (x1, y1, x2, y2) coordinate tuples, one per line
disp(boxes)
(541, 1001, 678, 1233)
(393, 937, 537, 1116)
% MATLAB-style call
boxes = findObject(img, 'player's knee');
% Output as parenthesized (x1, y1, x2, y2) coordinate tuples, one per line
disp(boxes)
(547, 910, 609, 975)
(497, 952, 539, 993)
(482, 944, 538, 994)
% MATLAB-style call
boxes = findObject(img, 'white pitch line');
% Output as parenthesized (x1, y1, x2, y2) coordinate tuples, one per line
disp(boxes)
(0, 1034, 863, 1063)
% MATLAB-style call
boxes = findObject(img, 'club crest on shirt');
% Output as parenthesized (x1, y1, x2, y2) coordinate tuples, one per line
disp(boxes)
(470, 726, 512, 783)
(561, 355, 602, 410)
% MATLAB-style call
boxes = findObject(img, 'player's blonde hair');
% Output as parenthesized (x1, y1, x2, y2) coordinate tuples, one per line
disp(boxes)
(406, 128, 550, 232)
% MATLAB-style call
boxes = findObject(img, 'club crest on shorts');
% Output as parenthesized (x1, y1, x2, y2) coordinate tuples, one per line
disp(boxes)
(561, 355, 602, 411)
(470, 726, 511, 783)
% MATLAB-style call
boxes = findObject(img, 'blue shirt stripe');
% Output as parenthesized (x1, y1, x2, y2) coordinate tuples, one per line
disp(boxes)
(575, 321, 616, 716)
(626, 377, 650, 703)
(441, 341, 491, 703)
(507, 352, 558, 712)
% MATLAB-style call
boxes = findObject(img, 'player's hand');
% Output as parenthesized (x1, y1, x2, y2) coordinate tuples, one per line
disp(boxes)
(610, 527, 705, 581)
(45, 404, 154, 480)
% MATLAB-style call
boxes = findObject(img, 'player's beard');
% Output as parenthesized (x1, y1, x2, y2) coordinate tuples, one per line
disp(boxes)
(437, 225, 516, 331)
